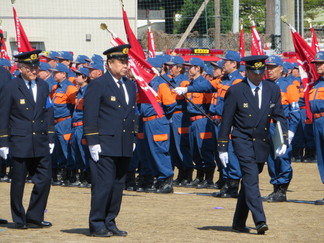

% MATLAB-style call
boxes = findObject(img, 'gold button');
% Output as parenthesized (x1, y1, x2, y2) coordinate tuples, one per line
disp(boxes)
(118, 105, 121, 108)
(132, 106, 135, 108)
(41, 120, 43, 123)
(268, 114, 271, 117)
(32, 132, 36, 135)
(123, 119, 126, 122)
(265, 128, 267, 130)
(249, 114, 252, 117)
(263, 139, 266, 141)
(26, 108, 29, 110)
(123, 130, 125, 132)
(253, 138, 256, 141)
(32, 120, 35, 123)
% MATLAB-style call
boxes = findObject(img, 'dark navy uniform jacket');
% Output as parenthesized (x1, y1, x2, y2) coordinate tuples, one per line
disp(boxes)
(217, 78, 288, 163)
(83, 71, 136, 157)
(0, 75, 54, 158)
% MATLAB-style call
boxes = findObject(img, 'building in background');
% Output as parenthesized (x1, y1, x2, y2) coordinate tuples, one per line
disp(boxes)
(0, 0, 137, 57)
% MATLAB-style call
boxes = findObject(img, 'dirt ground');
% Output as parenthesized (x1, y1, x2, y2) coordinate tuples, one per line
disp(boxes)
(0, 162, 323, 243)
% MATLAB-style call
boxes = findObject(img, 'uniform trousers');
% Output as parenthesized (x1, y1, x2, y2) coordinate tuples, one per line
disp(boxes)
(10, 155, 51, 225)
(313, 117, 324, 183)
(89, 155, 129, 232)
(233, 138, 266, 226)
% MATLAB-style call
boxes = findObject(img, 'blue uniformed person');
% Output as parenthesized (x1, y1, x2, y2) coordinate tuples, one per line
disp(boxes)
(0, 50, 55, 229)
(84, 44, 136, 237)
(309, 51, 324, 205)
(70, 67, 91, 187)
(74, 55, 91, 70)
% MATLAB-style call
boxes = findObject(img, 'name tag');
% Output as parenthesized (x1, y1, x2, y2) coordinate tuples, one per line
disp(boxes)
(243, 103, 248, 108)
(111, 96, 116, 101)
(20, 99, 25, 104)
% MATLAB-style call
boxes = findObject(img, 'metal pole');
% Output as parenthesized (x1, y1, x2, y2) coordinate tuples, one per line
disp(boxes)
(232, 0, 239, 33)
(214, 0, 221, 48)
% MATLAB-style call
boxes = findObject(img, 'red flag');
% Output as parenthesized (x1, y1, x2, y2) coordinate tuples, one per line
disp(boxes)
(251, 21, 264, 56)
(289, 25, 319, 121)
(122, 8, 146, 60)
(310, 25, 320, 53)
(147, 27, 156, 58)
(12, 5, 33, 52)
(110, 33, 163, 117)
(239, 24, 245, 58)
(0, 26, 10, 60)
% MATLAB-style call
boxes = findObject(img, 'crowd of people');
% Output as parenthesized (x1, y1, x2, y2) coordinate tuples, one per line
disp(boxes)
(0, 46, 323, 236)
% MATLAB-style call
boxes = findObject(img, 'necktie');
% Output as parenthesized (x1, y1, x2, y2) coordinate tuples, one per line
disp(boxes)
(117, 80, 125, 101)
(254, 87, 260, 109)
(28, 81, 34, 101)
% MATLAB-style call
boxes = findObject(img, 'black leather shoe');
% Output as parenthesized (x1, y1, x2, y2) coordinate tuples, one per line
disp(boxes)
(0, 218, 8, 224)
(266, 192, 286, 202)
(315, 198, 324, 205)
(15, 223, 28, 229)
(256, 222, 268, 234)
(108, 227, 127, 236)
(90, 228, 113, 237)
(27, 219, 52, 228)
(232, 225, 250, 233)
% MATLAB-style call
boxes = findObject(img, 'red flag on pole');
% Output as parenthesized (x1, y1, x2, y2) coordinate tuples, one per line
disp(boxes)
(251, 20, 264, 56)
(0, 26, 10, 60)
(310, 24, 320, 53)
(109, 32, 163, 117)
(12, 5, 34, 52)
(239, 24, 245, 58)
(122, 7, 146, 60)
(289, 25, 319, 121)
(147, 27, 156, 58)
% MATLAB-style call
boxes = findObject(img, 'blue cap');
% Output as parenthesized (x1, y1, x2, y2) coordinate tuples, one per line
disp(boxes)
(223, 50, 241, 62)
(43, 51, 59, 60)
(74, 55, 90, 64)
(86, 62, 104, 71)
(0, 58, 11, 67)
(56, 51, 73, 61)
(91, 54, 104, 64)
(50, 63, 70, 73)
(165, 56, 185, 65)
(206, 67, 213, 76)
(147, 57, 164, 68)
(239, 64, 246, 72)
(160, 54, 171, 63)
(73, 67, 89, 77)
(312, 51, 324, 63)
(184, 57, 205, 70)
(39, 62, 52, 71)
(266, 55, 283, 66)
(291, 62, 299, 69)
(210, 59, 224, 69)
(283, 62, 294, 73)
(13, 69, 20, 76)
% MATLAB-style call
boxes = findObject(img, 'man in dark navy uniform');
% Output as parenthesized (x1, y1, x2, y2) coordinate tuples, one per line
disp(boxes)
(0, 65, 11, 225)
(83, 44, 136, 237)
(217, 55, 288, 234)
(0, 50, 55, 229)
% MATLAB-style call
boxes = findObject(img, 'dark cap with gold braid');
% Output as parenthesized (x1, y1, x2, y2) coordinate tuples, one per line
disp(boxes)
(103, 44, 131, 60)
(14, 50, 42, 67)
(241, 55, 268, 75)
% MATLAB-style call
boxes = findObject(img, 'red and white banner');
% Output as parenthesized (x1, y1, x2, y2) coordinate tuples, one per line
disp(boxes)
(0, 27, 10, 60)
(239, 24, 245, 58)
(310, 25, 320, 53)
(147, 27, 156, 58)
(290, 25, 319, 121)
(122, 8, 146, 60)
(251, 21, 264, 56)
(12, 5, 33, 52)
(110, 31, 163, 118)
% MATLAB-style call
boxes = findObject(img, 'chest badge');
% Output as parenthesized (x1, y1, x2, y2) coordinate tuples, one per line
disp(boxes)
(243, 103, 248, 108)
(111, 96, 116, 101)
(20, 99, 26, 104)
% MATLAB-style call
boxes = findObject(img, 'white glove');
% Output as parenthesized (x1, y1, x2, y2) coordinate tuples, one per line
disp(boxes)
(219, 151, 229, 168)
(49, 143, 55, 154)
(0, 147, 9, 160)
(275, 144, 287, 158)
(89, 144, 102, 162)
(174, 87, 188, 95)
(288, 130, 295, 145)
(133, 143, 136, 152)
